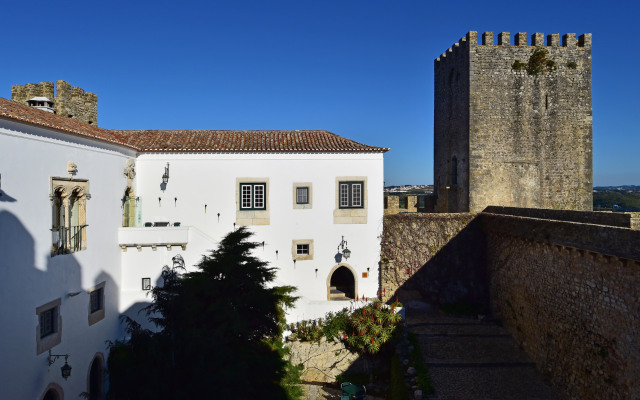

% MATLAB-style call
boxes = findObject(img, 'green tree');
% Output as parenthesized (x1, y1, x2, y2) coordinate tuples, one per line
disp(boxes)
(107, 227, 300, 399)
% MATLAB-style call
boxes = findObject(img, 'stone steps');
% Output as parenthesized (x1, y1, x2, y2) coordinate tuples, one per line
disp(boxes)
(329, 286, 350, 301)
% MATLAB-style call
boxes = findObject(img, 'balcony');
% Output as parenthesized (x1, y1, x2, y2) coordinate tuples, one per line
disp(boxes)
(51, 225, 86, 255)
(118, 223, 190, 252)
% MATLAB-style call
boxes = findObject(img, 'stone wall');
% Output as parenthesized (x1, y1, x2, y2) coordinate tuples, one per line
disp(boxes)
(484, 206, 639, 230)
(481, 212, 640, 400)
(11, 80, 98, 125)
(434, 32, 592, 212)
(383, 210, 640, 399)
(286, 338, 366, 383)
(379, 213, 487, 307)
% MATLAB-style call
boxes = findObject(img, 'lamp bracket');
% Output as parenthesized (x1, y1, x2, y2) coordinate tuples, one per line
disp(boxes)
(48, 350, 69, 366)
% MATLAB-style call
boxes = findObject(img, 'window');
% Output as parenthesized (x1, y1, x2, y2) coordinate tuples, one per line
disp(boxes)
(296, 187, 309, 204)
(88, 282, 105, 326)
(240, 183, 266, 210)
(334, 177, 367, 224)
(296, 244, 309, 255)
(236, 178, 270, 226)
(50, 177, 90, 256)
(292, 239, 313, 260)
(293, 182, 312, 209)
(339, 181, 364, 208)
(40, 307, 57, 338)
(90, 288, 103, 313)
(399, 196, 408, 209)
(36, 298, 62, 354)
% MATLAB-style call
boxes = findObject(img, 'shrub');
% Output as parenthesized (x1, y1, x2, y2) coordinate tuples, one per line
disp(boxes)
(289, 300, 403, 355)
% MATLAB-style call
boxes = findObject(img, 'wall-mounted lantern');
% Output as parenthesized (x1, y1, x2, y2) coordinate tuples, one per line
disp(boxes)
(337, 236, 351, 260)
(162, 163, 170, 184)
(48, 350, 72, 380)
(142, 278, 151, 290)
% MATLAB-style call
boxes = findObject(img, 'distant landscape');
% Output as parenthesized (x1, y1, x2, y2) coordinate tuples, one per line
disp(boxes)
(593, 185, 640, 211)
(385, 185, 640, 212)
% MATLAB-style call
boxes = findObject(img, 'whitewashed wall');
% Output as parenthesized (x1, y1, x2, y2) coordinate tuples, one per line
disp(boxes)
(121, 152, 385, 324)
(0, 117, 386, 399)
(0, 119, 135, 400)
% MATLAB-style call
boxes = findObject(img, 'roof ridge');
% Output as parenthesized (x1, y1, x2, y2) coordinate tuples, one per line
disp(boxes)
(0, 97, 389, 153)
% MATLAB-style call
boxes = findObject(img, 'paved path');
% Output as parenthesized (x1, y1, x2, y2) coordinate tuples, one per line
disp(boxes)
(406, 304, 561, 400)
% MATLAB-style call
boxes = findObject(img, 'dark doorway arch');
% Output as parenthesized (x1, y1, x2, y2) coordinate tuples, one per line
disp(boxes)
(87, 354, 105, 400)
(327, 265, 356, 300)
(40, 383, 63, 400)
(43, 390, 60, 400)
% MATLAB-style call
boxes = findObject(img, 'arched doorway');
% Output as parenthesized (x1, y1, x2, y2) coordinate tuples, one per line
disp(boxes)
(87, 354, 105, 400)
(327, 264, 357, 300)
(43, 390, 60, 400)
(40, 383, 63, 400)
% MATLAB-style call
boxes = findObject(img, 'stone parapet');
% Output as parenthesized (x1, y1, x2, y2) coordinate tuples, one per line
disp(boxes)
(11, 80, 98, 125)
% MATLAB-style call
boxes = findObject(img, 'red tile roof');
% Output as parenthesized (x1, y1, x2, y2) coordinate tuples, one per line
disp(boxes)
(0, 97, 134, 149)
(115, 129, 389, 153)
(0, 97, 389, 153)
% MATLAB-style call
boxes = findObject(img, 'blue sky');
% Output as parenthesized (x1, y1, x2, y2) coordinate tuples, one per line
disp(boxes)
(3, 0, 639, 186)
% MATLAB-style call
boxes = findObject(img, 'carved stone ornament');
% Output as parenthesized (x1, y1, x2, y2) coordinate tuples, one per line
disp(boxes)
(123, 159, 136, 181)
(67, 161, 78, 178)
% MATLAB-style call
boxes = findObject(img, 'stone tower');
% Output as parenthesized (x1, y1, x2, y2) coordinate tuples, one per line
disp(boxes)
(434, 31, 592, 212)
(11, 80, 98, 126)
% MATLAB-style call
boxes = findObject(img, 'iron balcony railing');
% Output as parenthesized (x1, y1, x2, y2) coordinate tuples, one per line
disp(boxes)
(51, 225, 87, 255)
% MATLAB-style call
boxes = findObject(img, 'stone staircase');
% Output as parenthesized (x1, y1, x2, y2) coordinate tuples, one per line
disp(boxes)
(405, 303, 560, 399)
(329, 286, 351, 301)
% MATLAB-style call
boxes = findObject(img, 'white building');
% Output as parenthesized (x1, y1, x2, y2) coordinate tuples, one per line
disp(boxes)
(0, 96, 387, 399)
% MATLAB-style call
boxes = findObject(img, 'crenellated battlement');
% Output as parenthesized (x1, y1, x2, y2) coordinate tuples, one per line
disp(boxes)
(11, 80, 98, 125)
(435, 31, 592, 63)
(433, 31, 592, 213)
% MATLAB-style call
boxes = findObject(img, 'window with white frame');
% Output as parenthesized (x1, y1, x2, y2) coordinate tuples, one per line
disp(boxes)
(339, 181, 364, 208)
(292, 239, 313, 260)
(296, 244, 310, 255)
(36, 298, 62, 354)
(240, 183, 266, 210)
(296, 187, 309, 204)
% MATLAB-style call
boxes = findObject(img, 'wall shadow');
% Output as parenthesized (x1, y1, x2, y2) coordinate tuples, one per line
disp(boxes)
(381, 214, 489, 312)
(0, 210, 120, 399)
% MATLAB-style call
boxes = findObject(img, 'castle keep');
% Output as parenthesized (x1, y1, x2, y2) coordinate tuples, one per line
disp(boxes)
(11, 80, 98, 125)
(434, 32, 592, 212)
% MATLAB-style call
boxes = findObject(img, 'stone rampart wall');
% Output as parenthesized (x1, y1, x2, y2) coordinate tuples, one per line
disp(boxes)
(382, 212, 640, 399)
(483, 205, 639, 229)
(380, 213, 487, 307)
(482, 213, 640, 400)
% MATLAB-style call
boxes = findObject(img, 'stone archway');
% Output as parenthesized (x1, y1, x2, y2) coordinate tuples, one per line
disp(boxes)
(86, 353, 105, 400)
(326, 264, 357, 301)
(40, 383, 64, 400)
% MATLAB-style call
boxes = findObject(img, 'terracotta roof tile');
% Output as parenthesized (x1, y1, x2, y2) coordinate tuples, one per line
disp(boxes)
(115, 129, 389, 153)
(0, 97, 134, 149)
(0, 97, 389, 153)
